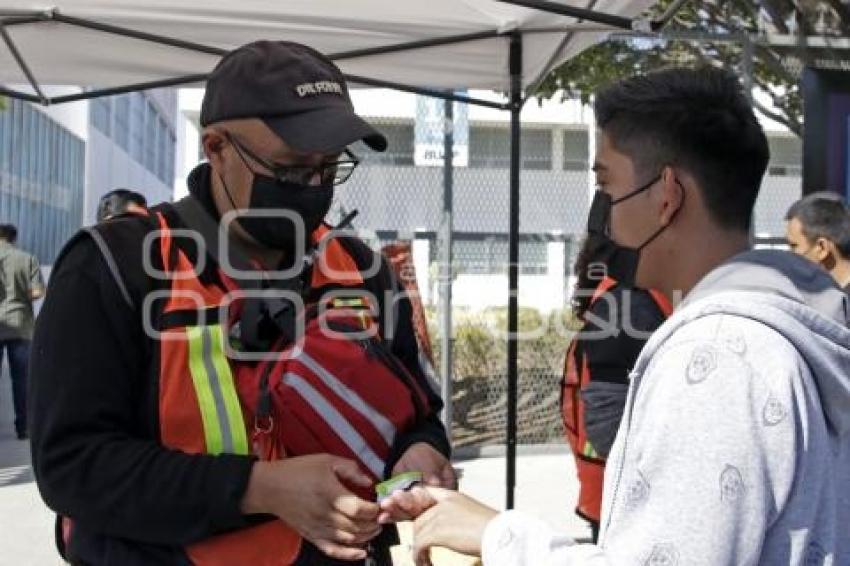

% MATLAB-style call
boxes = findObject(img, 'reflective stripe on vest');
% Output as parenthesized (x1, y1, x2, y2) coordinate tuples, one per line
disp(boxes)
(294, 350, 396, 446)
(582, 440, 599, 459)
(186, 324, 250, 456)
(282, 372, 386, 478)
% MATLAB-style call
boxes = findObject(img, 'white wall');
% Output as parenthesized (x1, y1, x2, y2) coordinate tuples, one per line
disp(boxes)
(430, 241, 568, 313)
(176, 88, 205, 200)
(85, 88, 181, 225)
(85, 129, 175, 225)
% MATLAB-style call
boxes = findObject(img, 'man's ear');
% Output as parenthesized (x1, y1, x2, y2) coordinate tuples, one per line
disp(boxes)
(658, 166, 684, 227)
(816, 237, 836, 267)
(202, 129, 227, 172)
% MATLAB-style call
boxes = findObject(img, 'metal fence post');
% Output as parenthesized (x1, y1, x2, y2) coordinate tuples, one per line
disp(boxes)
(440, 96, 454, 436)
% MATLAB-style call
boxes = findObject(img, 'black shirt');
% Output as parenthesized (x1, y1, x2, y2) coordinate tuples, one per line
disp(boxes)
(29, 166, 448, 564)
(580, 285, 667, 386)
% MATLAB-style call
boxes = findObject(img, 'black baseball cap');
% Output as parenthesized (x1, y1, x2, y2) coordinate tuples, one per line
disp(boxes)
(201, 40, 387, 153)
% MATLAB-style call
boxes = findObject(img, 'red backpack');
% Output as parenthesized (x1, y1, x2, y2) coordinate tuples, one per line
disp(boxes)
(172, 197, 431, 499)
(242, 298, 429, 499)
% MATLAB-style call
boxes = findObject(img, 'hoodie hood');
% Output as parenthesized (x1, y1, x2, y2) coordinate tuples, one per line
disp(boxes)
(686, 249, 849, 325)
(665, 249, 850, 436)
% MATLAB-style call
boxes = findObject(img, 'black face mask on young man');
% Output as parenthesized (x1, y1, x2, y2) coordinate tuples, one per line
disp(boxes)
(585, 174, 681, 289)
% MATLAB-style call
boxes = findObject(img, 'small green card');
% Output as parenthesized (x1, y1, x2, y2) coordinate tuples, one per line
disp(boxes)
(376, 471, 423, 502)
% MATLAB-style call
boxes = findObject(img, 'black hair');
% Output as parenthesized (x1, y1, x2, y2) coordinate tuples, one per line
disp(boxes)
(96, 189, 148, 222)
(594, 66, 769, 232)
(0, 223, 17, 243)
(785, 192, 850, 258)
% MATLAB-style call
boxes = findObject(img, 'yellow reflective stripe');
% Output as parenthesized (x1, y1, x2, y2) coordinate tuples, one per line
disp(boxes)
(582, 440, 599, 459)
(186, 327, 224, 455)
(332, 298, 366, 308)
(208, 325, 249, 455)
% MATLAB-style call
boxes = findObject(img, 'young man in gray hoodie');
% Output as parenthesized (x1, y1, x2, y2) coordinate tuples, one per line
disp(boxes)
(379, 67, 850, 565)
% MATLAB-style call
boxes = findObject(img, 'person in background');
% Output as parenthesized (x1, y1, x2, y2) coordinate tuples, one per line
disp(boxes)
(0, 223, 44, 440)
(785, 192, 850, 293)
(561, 239, 670, 542)
(95, 188, 148, 222)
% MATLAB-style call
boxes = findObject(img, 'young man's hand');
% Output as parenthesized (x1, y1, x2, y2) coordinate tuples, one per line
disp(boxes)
(380, 486, 497, 565)
(377, 443, 455, 523)
(241, 455, 381, 561)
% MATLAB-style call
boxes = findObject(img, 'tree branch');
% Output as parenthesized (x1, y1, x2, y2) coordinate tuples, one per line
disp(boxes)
(760, 0, 791, 33)
(825, 0, 850, 33)
(752, 97, 802, 136)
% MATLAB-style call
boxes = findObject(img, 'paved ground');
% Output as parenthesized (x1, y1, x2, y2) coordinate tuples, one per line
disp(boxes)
(0, 370, 58, 566)
(0, 367, 587, 565)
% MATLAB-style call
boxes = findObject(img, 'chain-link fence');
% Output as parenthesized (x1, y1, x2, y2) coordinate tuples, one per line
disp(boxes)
(333, 94, 802, 453)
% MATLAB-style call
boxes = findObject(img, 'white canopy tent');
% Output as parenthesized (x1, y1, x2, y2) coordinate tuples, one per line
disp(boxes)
(0, 0, 661, 102)
(0, 0, 671, 505)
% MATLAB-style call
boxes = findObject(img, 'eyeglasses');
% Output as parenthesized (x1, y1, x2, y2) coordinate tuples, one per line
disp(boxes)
(226, 133, 359, 186)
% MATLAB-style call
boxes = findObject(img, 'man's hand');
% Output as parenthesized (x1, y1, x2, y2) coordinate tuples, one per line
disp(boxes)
(241, 455, 381, 561)
(393, 442, 456, 488)
(382, 486, 497, 566)
(378, 442, 456, 523)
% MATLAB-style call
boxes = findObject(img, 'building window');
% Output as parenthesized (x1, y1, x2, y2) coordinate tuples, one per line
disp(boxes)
(130, 92, 145, 163)
(469, 126, 552, 170)
(520, 130, 552, 170)
(354, 122, 414, 166)
(114, 94, 130, 152)
(0, 99, 84, 264)
(166, 129, 176, 184)
(437, 237, 549, 275)
(90, 97, 111, 136)
(767, 135, 801, 177)
(563, 129, 589, 171)
(145, 100, 158, 174)
(157, 116, 168, 182)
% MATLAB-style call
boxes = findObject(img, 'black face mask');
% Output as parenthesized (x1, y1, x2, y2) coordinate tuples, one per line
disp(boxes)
(585, 175, 677, 289)
(236, 173, 334, 250)
(221, 135, 335, 250)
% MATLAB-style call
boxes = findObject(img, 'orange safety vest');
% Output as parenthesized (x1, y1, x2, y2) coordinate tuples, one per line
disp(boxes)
(76, 206, 402, 564)
(561, 277, 672, 523)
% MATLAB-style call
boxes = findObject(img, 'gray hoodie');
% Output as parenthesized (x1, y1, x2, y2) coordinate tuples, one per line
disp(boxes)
(481, 250, 850, 565)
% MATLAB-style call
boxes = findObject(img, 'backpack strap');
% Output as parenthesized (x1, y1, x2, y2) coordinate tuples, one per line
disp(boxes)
(82, 226, 135, 309)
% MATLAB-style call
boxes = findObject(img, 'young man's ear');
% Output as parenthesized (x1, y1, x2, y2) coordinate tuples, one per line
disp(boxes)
(658, 166, 684, 227)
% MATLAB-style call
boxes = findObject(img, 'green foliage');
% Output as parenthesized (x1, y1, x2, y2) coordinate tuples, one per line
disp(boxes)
(535, 0, 850, 137)
(426, 307, 579, 380)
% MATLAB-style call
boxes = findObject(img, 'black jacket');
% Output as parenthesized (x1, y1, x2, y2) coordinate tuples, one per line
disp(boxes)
(29, 165, 449, 564)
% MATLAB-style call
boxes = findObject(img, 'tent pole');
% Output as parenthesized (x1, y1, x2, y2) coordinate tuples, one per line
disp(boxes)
(51, 13, 227, 57)
(507, 31, 522, 511)
(0, 85, 39, 102)
(0, 24, 47, 104)
(495, 0, 634, 30)
(440, 97, 455, 437)
(345, 75, 508, 110)
(331, 30, 502, 61)
(48, 74, 210, 104)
